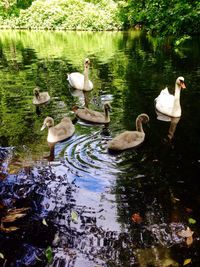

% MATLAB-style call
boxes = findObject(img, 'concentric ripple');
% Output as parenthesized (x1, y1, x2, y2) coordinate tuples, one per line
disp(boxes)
(64, 131, 120, 192)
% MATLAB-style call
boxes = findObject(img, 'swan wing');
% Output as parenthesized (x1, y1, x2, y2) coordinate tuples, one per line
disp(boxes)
(33, 92, 50, 105)
(48, 120, 75, 142)
(68, 72, 84, 90)
(68, 72, 93, 90)
(108, 131, 145, 150)
(155, 87, 175, 115)
(76, 108, 106, 123)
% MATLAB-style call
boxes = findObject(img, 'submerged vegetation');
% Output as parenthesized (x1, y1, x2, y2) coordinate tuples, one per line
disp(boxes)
(0, 0, 200, 38)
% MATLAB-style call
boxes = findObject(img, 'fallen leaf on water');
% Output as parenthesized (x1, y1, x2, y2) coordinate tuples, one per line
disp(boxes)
(2, 213, 27, 223)
(185, 207, 193, 213)
(0, 225, 19, 232)
(183, 258, 191, 265)
(131, 213, 143, 223)
(188, 218, 196, 224)
(1, 207, 29, 223)
(186, 236, 193, 246)
(42, 218, 48, 227)
(45, 246, 53, 264)
(0, 252, 4, 259)
(178, 227, 194, 238)
(71, 210, 78, 223)
(7, 207, 29, 214)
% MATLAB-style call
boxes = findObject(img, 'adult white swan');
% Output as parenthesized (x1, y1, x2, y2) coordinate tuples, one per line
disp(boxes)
(67, 58, 93, 91)
(155, 76, 186, 117)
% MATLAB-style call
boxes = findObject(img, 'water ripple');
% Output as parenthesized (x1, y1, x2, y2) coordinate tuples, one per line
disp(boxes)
(64, 132, 120, 192)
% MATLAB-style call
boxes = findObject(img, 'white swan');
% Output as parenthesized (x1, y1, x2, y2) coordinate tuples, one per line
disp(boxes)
(41, 117, 75, 143)
(67, 58, 93, 91)
(108, 113, 149, 151)
(155, 76, 186, 117)
(33, 87, 50, 105)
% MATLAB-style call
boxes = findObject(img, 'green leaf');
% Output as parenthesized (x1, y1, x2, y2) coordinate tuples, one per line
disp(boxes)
(188, 218, 196, 224)
(45, 246, 53, 264)
(71, 210, 78, 223)
(0, 252, 4, 259)
(42, 218, 48, 227)
(183, 258, 191, 265)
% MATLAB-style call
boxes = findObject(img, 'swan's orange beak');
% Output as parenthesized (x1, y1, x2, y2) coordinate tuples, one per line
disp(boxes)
(181, 81, 186, 89)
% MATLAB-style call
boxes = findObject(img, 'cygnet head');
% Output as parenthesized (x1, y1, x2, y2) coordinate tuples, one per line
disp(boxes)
(34, 87, 40, 97)
(104, 102, 111, 111)
(41, 117, 54, 130)
(137, 113, 149, 123)
(71, 105, 79, 113)
(176, 76, 186, 89)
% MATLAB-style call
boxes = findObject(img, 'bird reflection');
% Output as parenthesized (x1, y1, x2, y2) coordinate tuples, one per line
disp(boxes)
(156, 111, 180, 143)
(43, 142, 55, 161)
(69, 87, 90, 108)
(100, 123, 111, 136)
(35, 106, 41, 116)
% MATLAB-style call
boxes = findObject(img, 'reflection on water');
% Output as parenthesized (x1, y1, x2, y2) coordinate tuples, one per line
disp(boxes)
(156, 111, 181, 143)
(0, 30, 200, 266)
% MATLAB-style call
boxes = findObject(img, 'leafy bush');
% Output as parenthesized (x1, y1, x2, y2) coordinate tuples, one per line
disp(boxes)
(118, 0, 200, 37)
(0, 0, 122, 31)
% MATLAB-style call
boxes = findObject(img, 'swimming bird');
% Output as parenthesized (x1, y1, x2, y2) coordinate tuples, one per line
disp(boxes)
(72, 102, 111, 124)
(41, 116, 75, 143)
(67, 58, 93, 91)
(33, 87, 50, 105)
(155, 77, 186, 117)
(108, 113, 149, 151)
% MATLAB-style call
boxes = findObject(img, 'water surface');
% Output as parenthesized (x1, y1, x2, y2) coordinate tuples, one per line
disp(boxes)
(0, 30, 200, 266)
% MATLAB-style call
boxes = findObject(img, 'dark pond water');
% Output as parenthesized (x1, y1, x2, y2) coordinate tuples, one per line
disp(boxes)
(0, 30, 200, 267)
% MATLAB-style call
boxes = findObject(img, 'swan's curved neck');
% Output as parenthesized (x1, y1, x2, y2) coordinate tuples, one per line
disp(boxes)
(172, 83, 181, 114)
(174, 83, 181, 100)
(35, 92, 40, 99)
(83, 65, 89, 90)
(104, 107, 110, 121)
(136, 118, 144, 133)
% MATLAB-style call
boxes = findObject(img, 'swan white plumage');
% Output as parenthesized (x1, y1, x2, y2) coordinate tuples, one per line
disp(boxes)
(41, 117, 75, 143)
(155, 76, 186, 117)
(108, 113, 149, 151)
(67, 58, 93, 91)
(33, 87, 50, 105)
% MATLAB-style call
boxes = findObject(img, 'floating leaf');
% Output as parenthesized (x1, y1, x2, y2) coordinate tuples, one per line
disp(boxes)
(2, 213, 26, 223)
(0, 252, 4, 259)
(45, 246, 53, 264)
(186, 236, 193, 246)
(185, 207, 193, 213)
(71, 211, 78, 223)
(8, 207, 30, 214)
(0, 225, 19, 232)
(131, 213, 143, 223)
(1, 207, 29, 223)
(42, 218, 48, 227)
(183, 258, 191, 265)
(178, 227, 194, 238)
(188, 218, 196, 224)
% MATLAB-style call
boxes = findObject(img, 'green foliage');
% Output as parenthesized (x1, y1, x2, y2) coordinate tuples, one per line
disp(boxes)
(45, 246, 53, 264)
(0, 0, 122, 31)
(118, 0, 200, 37)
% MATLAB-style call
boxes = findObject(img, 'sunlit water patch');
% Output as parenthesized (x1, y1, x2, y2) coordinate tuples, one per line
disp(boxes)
(63, 131, 121, 192)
